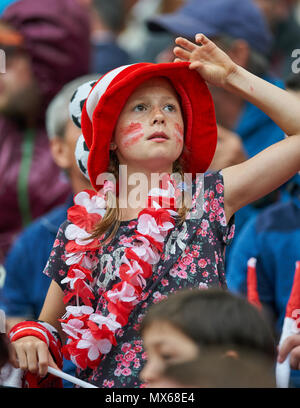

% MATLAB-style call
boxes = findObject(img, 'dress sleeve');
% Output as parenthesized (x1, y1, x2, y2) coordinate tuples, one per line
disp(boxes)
(203, 170, 235, 246)
(43, 220, 70, 291)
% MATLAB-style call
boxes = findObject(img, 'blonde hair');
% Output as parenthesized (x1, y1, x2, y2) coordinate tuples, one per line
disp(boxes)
(89, 151, 190, 245)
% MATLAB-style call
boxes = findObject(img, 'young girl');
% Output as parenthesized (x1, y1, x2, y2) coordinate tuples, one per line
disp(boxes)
(8, 34, 300, 388)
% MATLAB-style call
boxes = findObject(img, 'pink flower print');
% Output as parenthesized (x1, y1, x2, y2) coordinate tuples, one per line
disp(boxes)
(142, 352, 148, 360)
(201, 219, 209, 230)
(216, 183, 224, 194)
(209, 213, 216, 222)
(122, 368, 132, 376)
(53, 239, 60, 248)
(108, 381, 114, 388)
(209, 191, 215, 200)
(115, 354, 123, 362)
(199, 282, 208, 289)
(192, 250, 199, 257)
(121, 343, 132, 353)
(128, 220, 137, 229)
(202, 271, 209, 278)
(182, 255, 193, 265)
(114, 368, 122, 377)
(210, 198, 220, 213)
(201, 229, 207, 237)
(134, 361, 140, 369)
(203, 201, 210, 213)
(190, 265, 197, 274)
(169, 268, 178, 278)
(177, 270, 187, 279)
(121, 359, 131, 368)
(116, 328, 124, 337)
(134, 345, 142, 353)
(198, 258, 207, 268)
(161, 278, 169, 286)
(125, 350, 136, 362)
(228, 225, 235, 240)
(59, 269, 65, 277)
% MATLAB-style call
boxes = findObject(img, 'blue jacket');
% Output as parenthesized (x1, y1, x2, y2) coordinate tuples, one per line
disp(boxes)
(226, 183, 300, 387)
(0, 196, 76, 386)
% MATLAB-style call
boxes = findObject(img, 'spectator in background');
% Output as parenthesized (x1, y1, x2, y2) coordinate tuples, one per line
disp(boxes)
(226, 73, 300, 387)
(140, 288, 276, 387)
(147, 0, 287, 249)
(254, 0, 300, 80)
(0, 74, 97, 386)
(0, 0, 90, 263)
(77, 0, 134, 73)
(118, 0, 186, 63)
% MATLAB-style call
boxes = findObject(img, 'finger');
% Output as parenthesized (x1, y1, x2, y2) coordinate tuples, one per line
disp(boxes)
(278, 335, 300, 363)
(195, 33, 210, 45)
(289, 346, 300, 370)
(189, 61, 203, 71)
(175, 37, 197, 52)
(26, 345, 39, 374)
(48, 351, 60, 371)
(173, 57, 183, 63)
(173, 46, 191, 61)
(36, 343, 52, 377)
(8, 343, 20, 369)
(15, 347, 28, 371)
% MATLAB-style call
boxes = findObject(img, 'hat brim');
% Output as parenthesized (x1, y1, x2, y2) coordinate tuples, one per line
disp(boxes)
(84, 62, 217, 190)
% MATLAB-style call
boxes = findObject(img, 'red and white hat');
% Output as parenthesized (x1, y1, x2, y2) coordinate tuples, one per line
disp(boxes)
(71, 62, 217, 191)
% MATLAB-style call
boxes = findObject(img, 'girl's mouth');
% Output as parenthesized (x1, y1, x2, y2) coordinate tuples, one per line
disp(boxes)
(147, 132, 169, 142)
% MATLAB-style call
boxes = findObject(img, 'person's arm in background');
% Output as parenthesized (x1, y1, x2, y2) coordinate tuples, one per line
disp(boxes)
(226, 215, 277, 331)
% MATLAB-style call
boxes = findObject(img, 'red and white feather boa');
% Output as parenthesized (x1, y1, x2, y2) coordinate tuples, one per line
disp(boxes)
(60, 176, 179, 370)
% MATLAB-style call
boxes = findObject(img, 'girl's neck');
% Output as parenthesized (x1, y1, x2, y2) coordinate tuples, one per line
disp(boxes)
(117, 164, 173, 221)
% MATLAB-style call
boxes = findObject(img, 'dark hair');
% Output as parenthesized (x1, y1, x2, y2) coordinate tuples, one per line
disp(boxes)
(140, 288, 276, 359)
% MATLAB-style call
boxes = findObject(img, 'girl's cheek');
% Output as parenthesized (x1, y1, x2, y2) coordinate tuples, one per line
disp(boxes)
(120, 122, 144, 148)
(174, 122, 184, 148)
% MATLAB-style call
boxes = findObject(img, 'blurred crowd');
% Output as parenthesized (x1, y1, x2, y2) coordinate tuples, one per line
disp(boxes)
(0, 0, 300, 388)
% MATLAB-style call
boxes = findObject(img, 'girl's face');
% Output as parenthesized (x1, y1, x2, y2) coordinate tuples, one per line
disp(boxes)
(113, 77, 184, 173)
(140, 321, 199, 387)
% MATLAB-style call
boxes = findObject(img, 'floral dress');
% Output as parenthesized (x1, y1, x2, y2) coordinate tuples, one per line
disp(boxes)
(44, 171, 235, 388)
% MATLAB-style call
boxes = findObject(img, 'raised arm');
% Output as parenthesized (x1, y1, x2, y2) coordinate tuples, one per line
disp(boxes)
(174, 34, 300, 221)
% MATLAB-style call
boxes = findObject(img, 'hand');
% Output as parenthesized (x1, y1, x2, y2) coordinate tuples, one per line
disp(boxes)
(277, 334, 300, 370)
(173, 34, 238, 89)
(9, 336, 60, 377)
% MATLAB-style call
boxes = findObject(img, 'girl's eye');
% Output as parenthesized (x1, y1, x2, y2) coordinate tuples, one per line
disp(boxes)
(160, 352, 175, 362)
(133, 104, 147, 112)
(163, 104, 176, 112)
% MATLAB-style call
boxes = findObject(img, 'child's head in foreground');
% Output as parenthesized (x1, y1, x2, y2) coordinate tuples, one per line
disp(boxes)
(139, 288, 276, 387)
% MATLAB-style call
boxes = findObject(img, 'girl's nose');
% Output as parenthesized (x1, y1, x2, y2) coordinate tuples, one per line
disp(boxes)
(151, 107, 165, 125)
